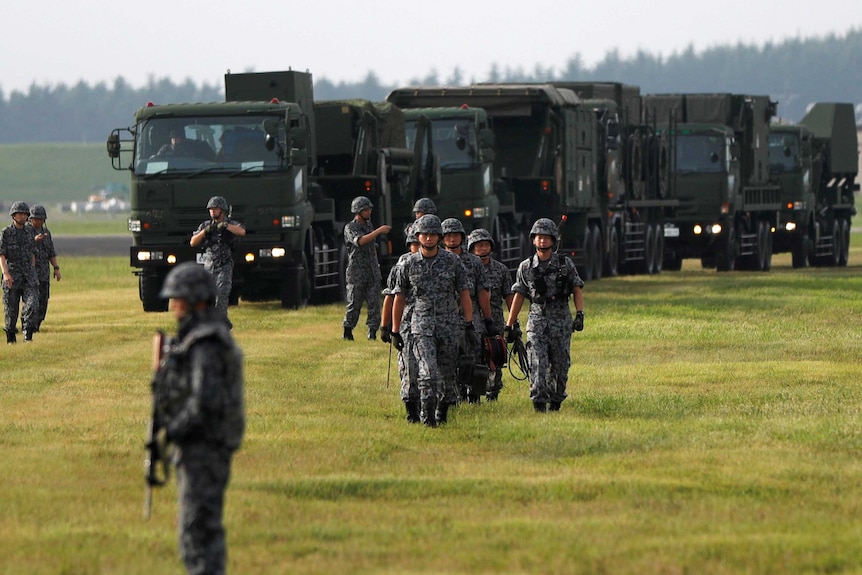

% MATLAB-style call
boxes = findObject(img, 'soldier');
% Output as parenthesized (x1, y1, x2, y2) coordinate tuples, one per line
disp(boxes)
(155, 262, 245, 575)
(404, 197, 437, 237)
(190, 196, 245, 329)
(504, 218, 585, 412)
(391, 214, 476, 426)
(1, 201, 38, 344)
(342, 196, 390, 341)
(380, 232, 421, 422)
(26, 205, 61, 332)
(441, 217, 493, 402)
(467, 228, 514, 401)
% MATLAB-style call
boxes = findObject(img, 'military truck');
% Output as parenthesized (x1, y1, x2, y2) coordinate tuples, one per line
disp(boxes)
(382, 103, 524, 269)
(388, 83, 674, 279)
(108, 70, 415, 311)
(643, 93, 782, 271)
(769, 103, 858, 267)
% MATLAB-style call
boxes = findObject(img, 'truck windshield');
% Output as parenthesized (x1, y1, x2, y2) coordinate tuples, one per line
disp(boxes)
(768, 133, 800, 174)
(134, 116, 284, 175)
(406, 118, 479, 169)
(674, 134, 726, 174)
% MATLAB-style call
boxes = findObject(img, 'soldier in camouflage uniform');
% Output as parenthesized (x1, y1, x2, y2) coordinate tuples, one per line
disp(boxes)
(380, 232, 421, 422)
(442, 218, 493, 402)
(27, 205, 62, 332)
(391, 214, 476, 426)
(342, 196, 391, 341)
(190, 196, 245, 329)
(403, 197, 437, 238)
(1, 202, 39, 344)
(468, 228, 514, 400)
(505, 218, 585, 412)
(155, 262, 245, 575)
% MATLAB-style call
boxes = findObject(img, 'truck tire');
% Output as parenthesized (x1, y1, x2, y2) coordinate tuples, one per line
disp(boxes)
(581, 227, 593, 281)
(140, 272, 168, 312)
(791, 234, 810, 269)
(643, 224, 656, 274)
(838, 218, 850, 266)
(605, 225, 620, 277)
(716, 224, 737, 272)
(590, 223, 603, 280)
(652, 223, 664, 274)
(280, 258, 310, 309)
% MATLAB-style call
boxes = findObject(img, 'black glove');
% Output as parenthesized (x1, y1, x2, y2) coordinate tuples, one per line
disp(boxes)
(391, 331, 404, 351)
(380, 325, 391, 344)
(465, 322, 480, 350)
(573, 311, 584, 332)
(205, 221, 217, 234)
(483, 317, 498, 337)
(217, 220, 228, 230)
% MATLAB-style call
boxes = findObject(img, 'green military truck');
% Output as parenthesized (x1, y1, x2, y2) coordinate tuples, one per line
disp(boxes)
(108, 70, 414, 311)
(643, 93, 782, 271)
(769, 103, 859, 267)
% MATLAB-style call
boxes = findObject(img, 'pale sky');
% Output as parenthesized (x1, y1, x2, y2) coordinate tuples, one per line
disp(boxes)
(2, 0, 861, 94)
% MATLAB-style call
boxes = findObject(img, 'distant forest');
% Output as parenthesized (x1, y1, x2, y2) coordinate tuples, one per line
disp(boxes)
(1, 29, 860, 144)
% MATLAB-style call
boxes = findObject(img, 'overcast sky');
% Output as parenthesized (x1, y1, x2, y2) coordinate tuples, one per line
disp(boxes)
(2, 0, 861, 94)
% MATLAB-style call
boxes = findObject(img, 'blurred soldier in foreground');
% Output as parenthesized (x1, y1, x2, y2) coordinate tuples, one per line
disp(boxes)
(342, 196, 390, 341)
(468, 228, 514, 400)
(190, 196, 245, 329)
(391, 215, 474, 426)
(27, 204, 61, 332)
(153, 262, 245, 575)
(1, 201, 38, 344)
(505, 218, 584, 412)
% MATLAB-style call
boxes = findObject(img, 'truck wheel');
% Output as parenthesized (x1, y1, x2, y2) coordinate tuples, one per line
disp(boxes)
(716, 224, 737, 272)
(280, 258, 310, 309)
(762, 221, 773, 271)
(791, 234, 810, 268)
(652, 223, 664, 274)
(643, 224, 656, 274)
(838, 218, 850, 266)
(590, 223, 603, 280)
(605, 226, 620, 277)
(581, 227, 593, 281)
(755, 221, 769, 271)
(140, 272, 169, 312)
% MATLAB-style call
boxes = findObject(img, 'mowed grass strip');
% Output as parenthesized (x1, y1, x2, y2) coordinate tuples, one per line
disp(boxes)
(2, 246, 862, 574)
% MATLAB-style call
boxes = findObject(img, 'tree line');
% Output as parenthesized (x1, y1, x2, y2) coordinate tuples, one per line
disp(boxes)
(1, 29, 860, 144)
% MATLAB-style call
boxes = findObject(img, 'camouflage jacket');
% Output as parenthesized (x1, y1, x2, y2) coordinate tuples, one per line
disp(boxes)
(483, 257, 513, 326)
(27, 223, 57, 282)
(194, 218, 244, 267)
(512, 252, 584, 315)
(0, 223, 37, 284)
(344, 218, 382, 283)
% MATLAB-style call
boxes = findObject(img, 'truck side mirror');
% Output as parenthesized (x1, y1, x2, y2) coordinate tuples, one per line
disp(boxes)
(107, 133, 121, 159)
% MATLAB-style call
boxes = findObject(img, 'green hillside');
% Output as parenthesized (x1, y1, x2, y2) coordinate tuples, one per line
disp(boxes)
(0, 143, 126, 205)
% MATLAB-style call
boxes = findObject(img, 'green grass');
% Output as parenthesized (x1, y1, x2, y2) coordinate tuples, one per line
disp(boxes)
(3, 247, 862, 574)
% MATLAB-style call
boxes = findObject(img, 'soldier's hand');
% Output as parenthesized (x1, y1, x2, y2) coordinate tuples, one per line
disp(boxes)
(504, 325, 514, 343)
(391, 331, 404, 351)
(483, 318, 498, 337)
(465, 322, 480, 349)
(380, 325, 392, 344)
(205, 221, 217, 234)
(573, 311, 584, 332)
(217, 220, 228, 231)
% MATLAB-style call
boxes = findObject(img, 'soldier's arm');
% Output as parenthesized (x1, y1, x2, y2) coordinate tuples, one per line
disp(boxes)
(392, 295, 406, 333)
(573, 286, 584, 313)
(459, 289, 474, 324)
(226, 221, 246, 236)
(506, 293, 525, 328)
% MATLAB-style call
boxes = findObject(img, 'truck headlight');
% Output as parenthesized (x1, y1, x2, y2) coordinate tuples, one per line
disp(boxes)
(128, 219, 142, 232)
(785, 221, 797, 232)
(281, 215, 301, 229)
(136, 250, 164, 262)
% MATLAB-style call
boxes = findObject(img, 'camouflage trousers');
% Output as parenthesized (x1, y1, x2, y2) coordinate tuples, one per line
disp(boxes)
(398, 327, 419, 402)
(3, 279, 38, 334)
(35, 276, 50, 329)
(342, 278, 381, 331)
(175, 442, 233, 575)
(412, 323, 460, 406)
(525, 315, 573, 404)
(204, 262, 232, 323)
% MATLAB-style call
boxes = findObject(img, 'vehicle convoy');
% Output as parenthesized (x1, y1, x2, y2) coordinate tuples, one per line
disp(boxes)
(108, 70, 415, 311)
(642, 93, 783, 271)
(388, 82, 674, 279)
(768, 103, 858, 267)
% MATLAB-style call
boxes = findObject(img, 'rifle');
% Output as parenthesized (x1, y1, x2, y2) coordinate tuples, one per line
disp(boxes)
(143, 330, 171, 520)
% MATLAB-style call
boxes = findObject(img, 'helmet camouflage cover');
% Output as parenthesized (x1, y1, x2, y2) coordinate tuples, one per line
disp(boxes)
(29, 204, 48, 220)
(467, 228, 495, 252)
(441, 218, 466, 238)
(412, 214, 443, 236)
(412, 197, 437, 215)
(206, 196, 229, 211)
(159, 262, 217, 305)
(351, 196, 374, 214)
(529, 218, 559, 242)
(9, 201, 30, 217)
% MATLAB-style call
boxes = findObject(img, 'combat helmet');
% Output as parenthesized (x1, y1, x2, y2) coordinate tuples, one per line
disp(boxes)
(412, 214, 443, 236)
(405, 230, 419, 247)
(529, 218, 559, 243)
(159, 262, 217, 305)
(206, 196, 229, 211)
(467, 228, 495, 252)
(9, 201, 30, 217)
(441, 218, 466, 240)
(412, 197, 437, 216)
(351, 196, 373, 214)
(29, 204, 48, 220)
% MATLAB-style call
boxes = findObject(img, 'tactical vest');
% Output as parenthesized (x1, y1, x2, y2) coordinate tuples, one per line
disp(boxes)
(529, 254, 574, 305)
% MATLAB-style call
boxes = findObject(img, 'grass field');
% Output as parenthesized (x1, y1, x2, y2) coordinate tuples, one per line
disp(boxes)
(2, 244, 862, 574)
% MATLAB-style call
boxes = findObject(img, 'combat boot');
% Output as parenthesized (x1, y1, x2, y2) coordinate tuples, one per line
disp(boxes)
(23, 330, 33, 343)
(435, 402, 451, 425)
(342, 327, 354, 341)
(421, 399, 438, 428)
(548, 402, 561, 411)
(367, 328, 377, 340)
(6, 330, 16, 345)
(405, 400, 421, 424)
(533, 402, 547, 413)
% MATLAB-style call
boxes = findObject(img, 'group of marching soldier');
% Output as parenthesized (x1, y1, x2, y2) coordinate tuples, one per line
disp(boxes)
(341, 196, 586, 427)
(1, 201, 61, 344)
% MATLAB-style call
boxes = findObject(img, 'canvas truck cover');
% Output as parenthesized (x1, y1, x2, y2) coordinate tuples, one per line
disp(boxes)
(799, 103, 859, 176)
